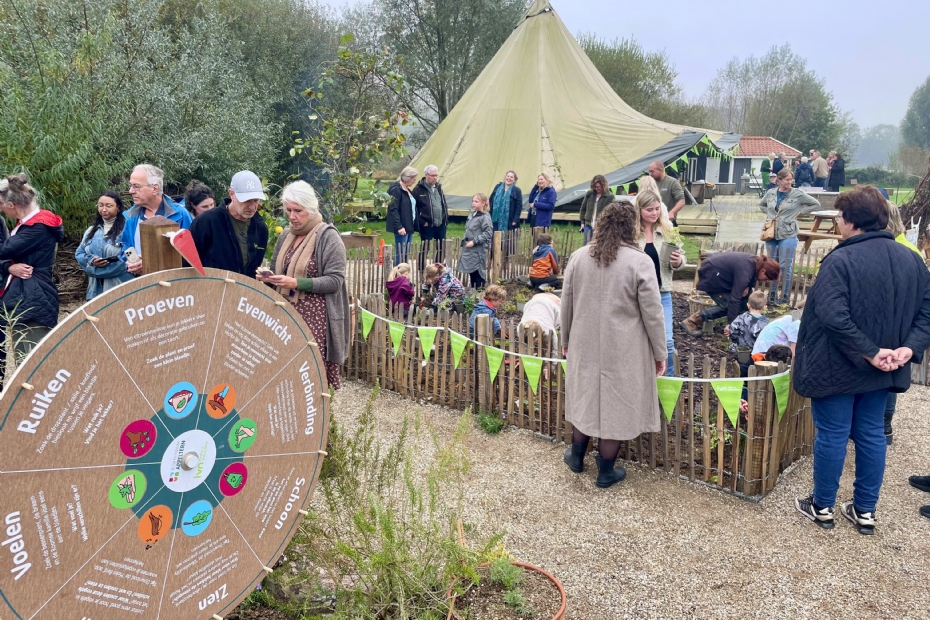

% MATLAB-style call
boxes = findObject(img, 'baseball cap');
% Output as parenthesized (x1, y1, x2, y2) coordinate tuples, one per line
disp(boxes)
(769, 173, 777, 178)
(230, 171, 267, 202)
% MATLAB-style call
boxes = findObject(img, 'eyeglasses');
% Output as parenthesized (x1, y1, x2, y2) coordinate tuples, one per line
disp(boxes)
(128, 183, 152, 191)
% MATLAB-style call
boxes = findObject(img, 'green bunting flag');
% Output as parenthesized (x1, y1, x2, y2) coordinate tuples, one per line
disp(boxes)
(561, 360, 567, 376)
(772, 373, 791, 420)
(623, 183, 630, 193)
(361, 308, 375, 339)
(656, 377, 684, 422)
(522, 356, 544, 394)
(449, 331, 468, 369)
(672, 160, 680, 172)
(682, 153, 689, 165)
(388, 321, 406, 356)
(711, 379, 743, 427)
(485, 346, 505, 382)
(417, 326, 439, 360)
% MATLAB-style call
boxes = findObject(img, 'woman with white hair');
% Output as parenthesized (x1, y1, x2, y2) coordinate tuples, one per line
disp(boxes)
(387, 166, 419, 264)
(795, 156, 815, 187)
(258, 181, 349, 388)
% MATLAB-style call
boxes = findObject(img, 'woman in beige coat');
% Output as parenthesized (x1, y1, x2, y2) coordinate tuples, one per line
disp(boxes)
(561, 201, 668, 488)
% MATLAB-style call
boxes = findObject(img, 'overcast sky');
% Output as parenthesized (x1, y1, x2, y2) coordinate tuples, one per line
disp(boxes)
(320, 0, 930, 129)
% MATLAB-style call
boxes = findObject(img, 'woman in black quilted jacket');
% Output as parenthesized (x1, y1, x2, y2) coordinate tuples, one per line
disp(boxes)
(793, 185, 930, 535)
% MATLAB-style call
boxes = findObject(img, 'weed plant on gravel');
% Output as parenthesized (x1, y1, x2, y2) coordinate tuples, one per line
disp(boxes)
(476, 408, 506, 434)
(295, 382, 500, 619)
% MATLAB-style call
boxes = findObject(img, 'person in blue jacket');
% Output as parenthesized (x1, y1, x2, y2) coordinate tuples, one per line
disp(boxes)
(121, 164, 193, 275)
(528, 173, 557, 228)
(75, 191, 133, 299)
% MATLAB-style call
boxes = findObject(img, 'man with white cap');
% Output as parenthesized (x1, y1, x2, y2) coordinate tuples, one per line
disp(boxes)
(189, 170, 269, 276)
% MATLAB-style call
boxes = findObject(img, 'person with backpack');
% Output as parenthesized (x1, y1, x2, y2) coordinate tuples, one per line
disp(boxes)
(795, 157, 815, 187)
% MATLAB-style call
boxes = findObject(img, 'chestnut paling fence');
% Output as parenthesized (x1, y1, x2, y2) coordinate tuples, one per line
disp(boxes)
(345, 232, 828, 311)
(341, 294, 814, 499)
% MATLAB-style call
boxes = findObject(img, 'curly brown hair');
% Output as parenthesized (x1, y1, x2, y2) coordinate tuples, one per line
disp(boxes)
(589, 201, 637, 267)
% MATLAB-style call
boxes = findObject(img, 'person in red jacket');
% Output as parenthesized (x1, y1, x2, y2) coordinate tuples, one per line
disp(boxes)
(529, 233, 559, 289)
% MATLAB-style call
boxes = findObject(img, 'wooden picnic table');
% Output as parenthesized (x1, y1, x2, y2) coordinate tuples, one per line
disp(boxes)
(799, 210, 841, 251)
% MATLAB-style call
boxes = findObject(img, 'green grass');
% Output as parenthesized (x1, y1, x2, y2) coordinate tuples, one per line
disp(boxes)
(839, 186, 915, 205)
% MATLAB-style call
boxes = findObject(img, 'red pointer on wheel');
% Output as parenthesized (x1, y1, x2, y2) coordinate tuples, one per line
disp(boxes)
(165, 229, 205, 276)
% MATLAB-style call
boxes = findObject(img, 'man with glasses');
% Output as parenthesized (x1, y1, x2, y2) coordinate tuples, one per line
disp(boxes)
(411, 164, 449, 268)
(189, 171, 268, 276)
(121, 163, 193, 274)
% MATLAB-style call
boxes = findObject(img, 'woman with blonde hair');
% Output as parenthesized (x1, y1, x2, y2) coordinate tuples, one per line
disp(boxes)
(561, 201, 667, 487)
(528, 172, 557, 228)
(258, 180, 349, 388)
(635, 190, 684, 375)
(458, 193, 493, 288)
(387, 166, 419, 264)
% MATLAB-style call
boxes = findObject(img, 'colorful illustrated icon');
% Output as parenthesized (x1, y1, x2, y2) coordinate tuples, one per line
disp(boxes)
(137, 505, 173, 545)
(163, 382, 198, 419)
(168, 471, 180, 483)
(108, 470, 147, 509)
(181, 500, 213, 537)
(219, 462, 248, 497)
(206, 383, 236, 419)
(229, 419, 257, 452)
(120, 420, 157, 458)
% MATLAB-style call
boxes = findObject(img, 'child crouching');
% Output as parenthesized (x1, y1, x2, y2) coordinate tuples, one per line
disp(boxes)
(386, 263, 415, 315)
(470, 284, 506, 336)
(529, 233, 559, 290)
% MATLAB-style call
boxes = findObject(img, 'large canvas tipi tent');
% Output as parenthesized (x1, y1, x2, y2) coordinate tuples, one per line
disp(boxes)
(410, 0, 739, 209)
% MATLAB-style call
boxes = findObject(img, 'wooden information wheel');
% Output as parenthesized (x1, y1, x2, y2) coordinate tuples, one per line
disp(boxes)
(0, 268, 329, 619)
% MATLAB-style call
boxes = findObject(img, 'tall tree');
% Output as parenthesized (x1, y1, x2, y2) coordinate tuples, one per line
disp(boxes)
(578, 34, 712, 128)
(703, 45, 853, 155)
(375, 0, 528, 133)
(851, 124, 900, 167)
(901, 75, 930, 150)
(0, 0, 279, 236)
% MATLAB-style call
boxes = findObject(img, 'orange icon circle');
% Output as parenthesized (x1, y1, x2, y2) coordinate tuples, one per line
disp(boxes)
(206, 383, 237, 418)
(137, 505, 173, 546)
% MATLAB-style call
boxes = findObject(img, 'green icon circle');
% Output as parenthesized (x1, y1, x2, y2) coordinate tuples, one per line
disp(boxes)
(228, 419, 257, 453)
(109, 469, 148, 509)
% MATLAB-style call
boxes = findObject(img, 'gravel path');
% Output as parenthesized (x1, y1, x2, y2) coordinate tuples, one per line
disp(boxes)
(330, 380, 930, 619)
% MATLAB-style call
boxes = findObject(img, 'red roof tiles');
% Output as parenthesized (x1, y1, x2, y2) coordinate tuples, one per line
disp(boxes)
(737, 137, 802, 157)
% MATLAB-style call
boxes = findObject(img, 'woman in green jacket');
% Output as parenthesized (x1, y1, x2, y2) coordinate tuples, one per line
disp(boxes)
(758, 168, 820, 304)
(579, 175, 614, 245)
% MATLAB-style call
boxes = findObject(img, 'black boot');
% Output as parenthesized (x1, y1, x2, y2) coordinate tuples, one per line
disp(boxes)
(563, 438, 589, 473)
(594, 455, 627, 488)
(884, 413, 894, 445)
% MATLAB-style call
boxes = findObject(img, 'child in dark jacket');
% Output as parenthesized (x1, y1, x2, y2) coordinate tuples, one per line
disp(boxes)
(386, 262, 415, 314)
(422, 263, 465, 311)
(469, 284, 506, 336)
(727, 291, 769, 355)
(529, 233, 559, 289)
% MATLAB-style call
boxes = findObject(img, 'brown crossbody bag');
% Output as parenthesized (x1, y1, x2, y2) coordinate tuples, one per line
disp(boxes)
(760, 204, 779, 241)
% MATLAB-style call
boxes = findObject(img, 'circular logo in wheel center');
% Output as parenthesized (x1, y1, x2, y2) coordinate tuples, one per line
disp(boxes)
(160, 429, 217, 492)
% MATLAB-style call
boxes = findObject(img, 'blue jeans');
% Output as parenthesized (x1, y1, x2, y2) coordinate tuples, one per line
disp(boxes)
(765, 236, 797, 303)
(813, 178, 826, 188)
(811, 389, 889, 512)
(393, 232, 413, 265)
(583, 225, 593, 245)
(661, 291, 675, 375)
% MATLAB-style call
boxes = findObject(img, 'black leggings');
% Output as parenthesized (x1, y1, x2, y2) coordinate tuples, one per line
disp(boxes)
(470, 271, 485, 289)
(529, 274, 558, 288)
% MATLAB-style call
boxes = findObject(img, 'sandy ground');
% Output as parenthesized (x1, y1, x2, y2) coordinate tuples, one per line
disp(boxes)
(329, 380, 930, 620)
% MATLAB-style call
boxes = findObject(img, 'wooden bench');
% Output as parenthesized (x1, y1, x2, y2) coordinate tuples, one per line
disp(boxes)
(797, 230, 841, 251)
